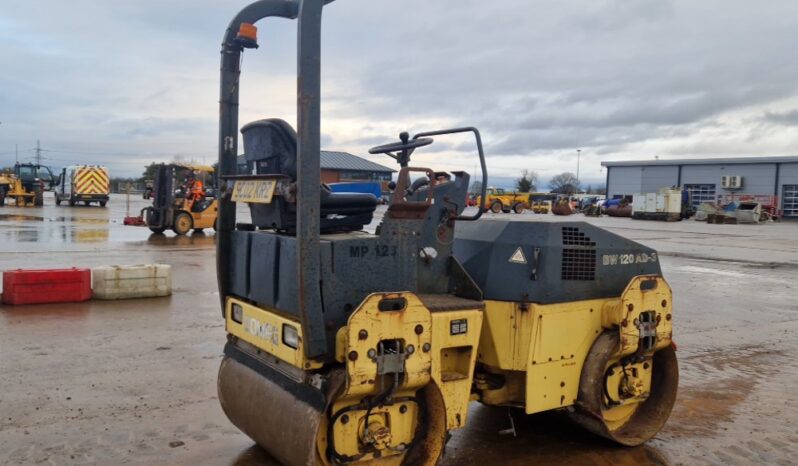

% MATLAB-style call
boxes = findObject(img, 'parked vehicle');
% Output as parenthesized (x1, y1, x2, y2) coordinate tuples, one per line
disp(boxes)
(0, 163, 56, 207)
(480, 187, 529, 213)
(529, 192, 557, 214)
(55, 165, 110, 207)
(327, 181, 382, 200)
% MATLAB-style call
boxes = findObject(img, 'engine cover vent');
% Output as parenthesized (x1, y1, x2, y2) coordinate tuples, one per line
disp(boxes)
(562, 227, 596, 280)
(562, 226, 596, 247)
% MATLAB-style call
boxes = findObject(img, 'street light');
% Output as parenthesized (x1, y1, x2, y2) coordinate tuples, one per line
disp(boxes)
(576, 149, 581, 192)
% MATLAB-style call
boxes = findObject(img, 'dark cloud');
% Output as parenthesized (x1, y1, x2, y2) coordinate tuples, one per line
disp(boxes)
(763, 110, 798, 126)
(1, 0, 798, 179)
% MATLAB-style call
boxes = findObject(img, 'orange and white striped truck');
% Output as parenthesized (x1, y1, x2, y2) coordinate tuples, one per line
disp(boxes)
(55, 165, 110, 207)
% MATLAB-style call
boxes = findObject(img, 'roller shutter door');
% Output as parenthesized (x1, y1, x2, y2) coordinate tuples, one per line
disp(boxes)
(783, 185, 798, 218)
(684, 184, 716, 207)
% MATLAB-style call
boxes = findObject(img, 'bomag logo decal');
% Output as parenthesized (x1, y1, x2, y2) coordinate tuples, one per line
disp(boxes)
(243, 316, 279, 345)
(602, 252, 658, 266)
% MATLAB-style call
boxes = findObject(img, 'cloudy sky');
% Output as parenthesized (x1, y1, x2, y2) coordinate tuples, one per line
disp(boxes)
(2, 0, 798, 188)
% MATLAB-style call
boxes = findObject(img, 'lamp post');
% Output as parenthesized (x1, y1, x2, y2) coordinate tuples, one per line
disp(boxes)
(576, 149, 581, 193)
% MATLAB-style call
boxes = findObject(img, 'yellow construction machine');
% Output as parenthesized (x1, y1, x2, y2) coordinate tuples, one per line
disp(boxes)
(479, 187, 530, 214)
(0, 163, 56, 207)
(0, 174, 32, 207)
(529, 193, 557, 214)
(215, 2, 678, 465)
(138, 163, 218, 235)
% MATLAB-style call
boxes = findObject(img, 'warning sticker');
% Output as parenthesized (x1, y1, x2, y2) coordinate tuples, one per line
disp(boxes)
(509, 247, 527, 264)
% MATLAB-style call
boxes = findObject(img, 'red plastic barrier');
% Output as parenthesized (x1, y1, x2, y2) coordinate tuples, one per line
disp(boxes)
(2, 268, 92, 305)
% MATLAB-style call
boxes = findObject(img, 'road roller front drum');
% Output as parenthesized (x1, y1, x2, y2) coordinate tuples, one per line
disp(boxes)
(219, 353, 448, 465)
(571, 331, 679, 446)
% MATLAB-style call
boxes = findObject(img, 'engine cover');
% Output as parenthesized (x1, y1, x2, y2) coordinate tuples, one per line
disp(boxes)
(453, 220, 662, 304)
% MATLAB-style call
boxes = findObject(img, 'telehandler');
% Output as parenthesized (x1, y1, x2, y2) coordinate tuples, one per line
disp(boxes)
(216, 2, 678, 465)
(479, 187, 529, 214)
(0, 163, 56, 207)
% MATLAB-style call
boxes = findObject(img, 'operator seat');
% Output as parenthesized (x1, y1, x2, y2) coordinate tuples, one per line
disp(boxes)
(241, 119, 378, 233)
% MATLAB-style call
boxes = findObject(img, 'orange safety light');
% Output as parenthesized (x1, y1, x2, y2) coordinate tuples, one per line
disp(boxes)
(236, 23, 259, 48)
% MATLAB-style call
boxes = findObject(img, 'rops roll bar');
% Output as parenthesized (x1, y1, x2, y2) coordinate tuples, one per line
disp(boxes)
(217, 0, 335, 359)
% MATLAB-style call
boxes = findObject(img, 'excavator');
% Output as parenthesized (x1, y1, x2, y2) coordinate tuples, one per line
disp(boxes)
(215, 1, 679, 465)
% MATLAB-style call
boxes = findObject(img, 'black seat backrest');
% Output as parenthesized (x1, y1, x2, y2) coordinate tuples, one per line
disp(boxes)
(241, 119, 298, 180)
(240, 118, 378, 234)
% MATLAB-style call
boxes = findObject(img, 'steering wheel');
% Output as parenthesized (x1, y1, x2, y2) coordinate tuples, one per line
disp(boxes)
(368, 132, 433, 156)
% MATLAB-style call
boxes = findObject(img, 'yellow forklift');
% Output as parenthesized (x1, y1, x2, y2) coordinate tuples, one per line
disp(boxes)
(140, 163, 218, 235)
(215, 2, 678, 465)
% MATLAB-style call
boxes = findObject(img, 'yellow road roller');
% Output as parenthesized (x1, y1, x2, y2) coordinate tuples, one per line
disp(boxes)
(215, 1, 678, 464)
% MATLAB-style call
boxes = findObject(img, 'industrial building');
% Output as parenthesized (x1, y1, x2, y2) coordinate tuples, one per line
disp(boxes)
(237, 150, 394, 184)
(602, 156, 798, 219)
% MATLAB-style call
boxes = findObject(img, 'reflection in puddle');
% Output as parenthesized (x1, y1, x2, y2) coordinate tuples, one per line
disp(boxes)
(0, 214, 110, 225)
(0, 224, 110, 244)
(55, 216, 109, 224)
(13, 229, 41, 242)
(0, 214, 45, 222)
(72, 229, 110, 243)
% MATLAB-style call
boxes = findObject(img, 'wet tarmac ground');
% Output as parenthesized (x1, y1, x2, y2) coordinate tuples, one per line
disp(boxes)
(1, 194, 798, 465)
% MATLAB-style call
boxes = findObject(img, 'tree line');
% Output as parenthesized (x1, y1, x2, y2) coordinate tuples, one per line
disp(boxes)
(469, 170, 606, 195)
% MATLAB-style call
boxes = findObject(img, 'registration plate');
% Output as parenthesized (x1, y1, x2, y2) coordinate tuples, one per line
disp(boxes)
(231, 179, 277, 204)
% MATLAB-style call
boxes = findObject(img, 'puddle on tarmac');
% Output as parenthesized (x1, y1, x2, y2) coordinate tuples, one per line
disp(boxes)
(55, 216, 109, 224)
(0, 302, 92, 320)
(0, 225, 109, 244)
(224, 407, 671, 466)
(0, 214, 110, 224)
(143, 232, 216, 247)
(444, 407, 671, 466)
(668, 346, 784, 438)
(671, 378, 750, 437)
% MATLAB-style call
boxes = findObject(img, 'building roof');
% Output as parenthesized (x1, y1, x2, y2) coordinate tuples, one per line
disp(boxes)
(237, 151, 395, 173)
(602, 155, 798, 168)
(319, 151, 395, 173)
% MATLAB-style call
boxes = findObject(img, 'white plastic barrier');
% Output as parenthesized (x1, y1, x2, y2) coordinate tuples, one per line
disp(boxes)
(92, 264, 172, 300)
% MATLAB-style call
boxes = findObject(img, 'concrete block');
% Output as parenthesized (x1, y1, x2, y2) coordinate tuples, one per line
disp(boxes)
(92, 264, 172, 300)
